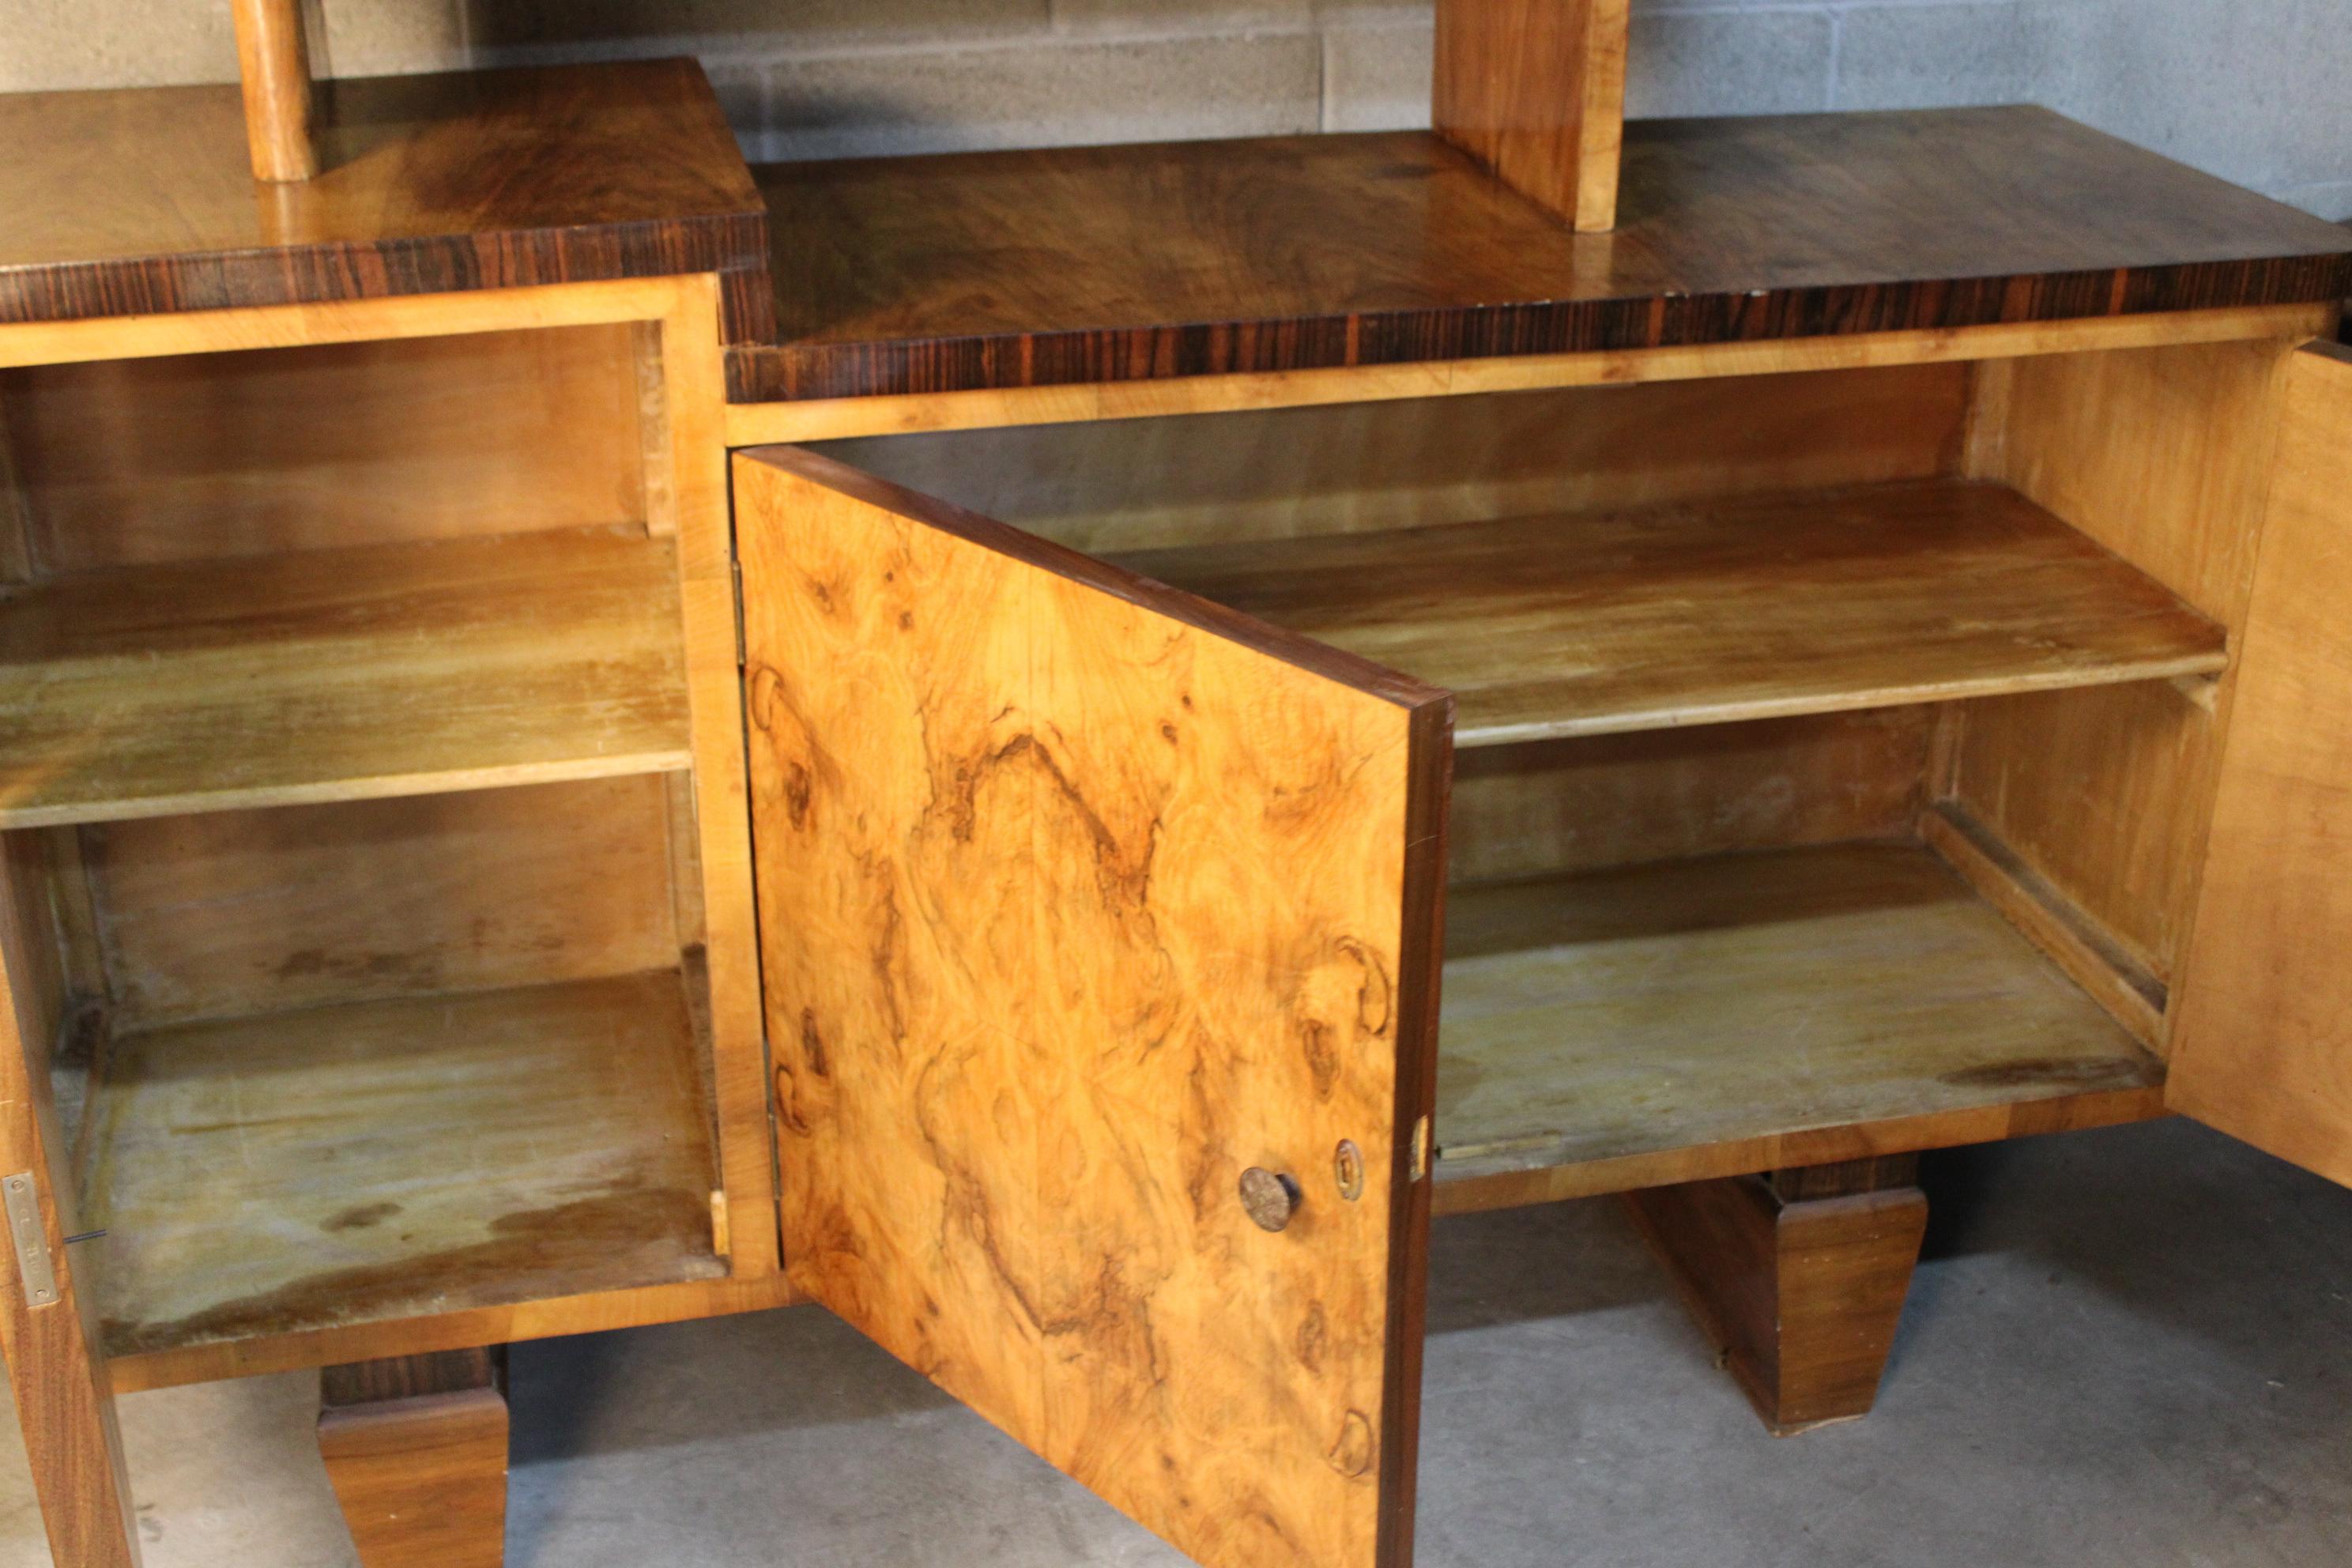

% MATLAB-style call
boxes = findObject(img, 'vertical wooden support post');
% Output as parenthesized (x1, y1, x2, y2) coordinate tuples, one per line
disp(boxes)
(0, 841, 141, 1566)
(1626, 1155, 1928, 1434)
(318, 1348, 510, 1568)
(1434, 0, 1631, 232)
(231, 0, 319, 183)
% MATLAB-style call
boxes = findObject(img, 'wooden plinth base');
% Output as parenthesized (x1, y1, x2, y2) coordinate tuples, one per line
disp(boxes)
(318, 1348, 509, 1568)
(1626, 1155, 1928, 1435)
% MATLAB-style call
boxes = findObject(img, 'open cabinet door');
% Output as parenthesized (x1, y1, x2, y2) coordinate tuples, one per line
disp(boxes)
(733, 447, 1451, 1568)
(2170, 340, 2352, 1185)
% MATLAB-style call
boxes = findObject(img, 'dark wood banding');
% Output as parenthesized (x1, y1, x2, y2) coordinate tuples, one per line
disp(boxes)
(0, 60, 770, 336)
(733, 107, 2352, 402)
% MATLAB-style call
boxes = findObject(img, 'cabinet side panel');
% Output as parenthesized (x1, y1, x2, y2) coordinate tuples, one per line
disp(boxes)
(2170, 342, 2352, 1183)
(1953, 337, 2294, 991)
(1434, 0, 1630, 232)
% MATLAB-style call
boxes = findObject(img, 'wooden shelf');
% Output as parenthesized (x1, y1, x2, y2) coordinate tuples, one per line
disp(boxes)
(733, 110, 2352, 401)
(0, 526, 692, 827)
(1111, 479, 2227, 747)
(1433, 843, 2168, 1210)
(0, 61, 769, 335)
(80, 970, 726, 1359)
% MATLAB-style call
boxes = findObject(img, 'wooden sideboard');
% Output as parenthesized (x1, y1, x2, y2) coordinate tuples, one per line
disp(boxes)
(4, 16, 2352, 1568)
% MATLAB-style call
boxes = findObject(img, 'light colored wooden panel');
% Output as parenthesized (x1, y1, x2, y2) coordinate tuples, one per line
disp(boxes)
(0, 838, 140, 1566)
(737, 445, 1444, 1568)
(653, 282, 781, 1279)
(86, 775, 680, 1029)
(722, 305, 2333, 446)
(231, 0, 317, 183)
(1436, 843, 2165, 1201)
(814, 364, 1966, 554)
(1434, 0, 1630, 231)
(3, 325, 644, 574)
(0, 525, 691, 829)
(2170, 342, 2352, 1186)
(1111, 479, 2225, 748)
(1954, 336, 2300, 984)
(81, 971, 726, 1359)
(108, 1272, 797, 1395)
(1450, 709, 1932, 885)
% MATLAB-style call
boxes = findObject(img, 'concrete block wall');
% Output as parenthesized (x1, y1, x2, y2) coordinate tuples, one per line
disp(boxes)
(2, 1, 2346, 217)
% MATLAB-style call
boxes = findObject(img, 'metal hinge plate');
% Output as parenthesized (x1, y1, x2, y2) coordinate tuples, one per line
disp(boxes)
(5, 1171, 58, 1309)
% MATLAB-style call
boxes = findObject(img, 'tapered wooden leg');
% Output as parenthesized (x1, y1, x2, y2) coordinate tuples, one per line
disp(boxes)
(1626, 1155, 1928, 1435)
(318, 1348, 509, 1568)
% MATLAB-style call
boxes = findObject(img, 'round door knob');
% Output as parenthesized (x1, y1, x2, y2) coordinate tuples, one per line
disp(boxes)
(1239, 1167, 1302, 1232)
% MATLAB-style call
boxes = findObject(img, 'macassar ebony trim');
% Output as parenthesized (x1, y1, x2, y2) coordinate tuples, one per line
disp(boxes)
(1, 216, 770, 331)
(0, 61, 771, 331)
(729, 253, 2351, 403)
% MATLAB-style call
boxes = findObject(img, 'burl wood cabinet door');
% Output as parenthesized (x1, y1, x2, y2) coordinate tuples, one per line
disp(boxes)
(733, 447, 1451, 1568)
(2170, 340, 2352, 1187)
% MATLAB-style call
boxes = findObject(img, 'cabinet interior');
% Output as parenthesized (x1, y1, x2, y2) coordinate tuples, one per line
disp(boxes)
(814, 340, 2287, 1208)
(0, 325, 735, 1363)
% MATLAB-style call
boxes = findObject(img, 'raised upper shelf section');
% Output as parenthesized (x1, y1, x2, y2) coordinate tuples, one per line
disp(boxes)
(0, 60, 770, 334)
(733, 107, 2352, 403)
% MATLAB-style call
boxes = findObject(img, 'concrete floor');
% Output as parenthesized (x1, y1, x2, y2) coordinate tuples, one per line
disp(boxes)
(4, 1116, 2348, 1566)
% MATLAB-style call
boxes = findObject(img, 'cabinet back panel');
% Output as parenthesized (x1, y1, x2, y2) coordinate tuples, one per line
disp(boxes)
(85, 775, 682, 1030)
(1450, 708, 1932, 886)
(812, 364, 1969, 553)
(0, 325, 646, 574)
(1953, 337, 2297, 997)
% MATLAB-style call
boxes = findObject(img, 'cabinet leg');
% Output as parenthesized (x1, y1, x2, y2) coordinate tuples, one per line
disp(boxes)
(1626, 1155, 1928, 1435)
(317, 1348, 509, 1568)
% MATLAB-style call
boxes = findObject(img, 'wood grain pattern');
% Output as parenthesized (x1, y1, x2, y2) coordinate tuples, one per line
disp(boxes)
(1435, 844, 2165, 1203)
(2, 325, 646, 572)
(0, 62, 767, 333)
(726, 306, 2336, 443)
(79, 971, 726, 1359)
(2169, 341, 2352, 1185)
(322, 1347, 502, 1410)
(318, 1385, 508, 1568)
(650, 275, 782, 1279)
(1434, 0, 1630, 231)
(811, 364, 1968, 555)
(231, 0, 318, 183)
(734, 112, 2352, 401)
(108, 1272, 797, 1395)
(84, 775, 680, 1029)
(1109, 480, 2227, 748)
(736, 445, 1448, 1568)
(1954, 337, 2299, 990)
(1627, 1162, 1928, 1434)
(1449, 710, 1932, 886)
(0, 526, 691, 829)
(0, 837, 141, 1566)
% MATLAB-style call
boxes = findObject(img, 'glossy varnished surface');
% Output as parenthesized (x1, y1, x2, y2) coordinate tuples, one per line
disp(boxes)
(736, 445, 1446, 1568)
(1435, 843, 2165, 1197)
(0, 61, 768, 333)
(1110, 479, 2228, 747)
(737, 110, 2352, 401)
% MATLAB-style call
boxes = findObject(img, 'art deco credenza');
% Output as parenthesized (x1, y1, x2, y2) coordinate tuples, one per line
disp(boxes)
(5, 5, 2352, 1566)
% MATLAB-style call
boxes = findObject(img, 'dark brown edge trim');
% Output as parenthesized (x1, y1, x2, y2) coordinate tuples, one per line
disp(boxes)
(0, 213, 768, 329)
(726, 254, 2352, 403)
(737, 444, 1450, 714)
(1374, 697, 1453, 1568)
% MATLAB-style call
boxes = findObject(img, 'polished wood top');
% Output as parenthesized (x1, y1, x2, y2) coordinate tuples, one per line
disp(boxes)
(0, 60, 769, 334)
(733, 107, 2352, 401)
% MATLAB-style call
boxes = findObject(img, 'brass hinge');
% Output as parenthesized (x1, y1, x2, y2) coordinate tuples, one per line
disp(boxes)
(5, 1172, 58, 1309)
